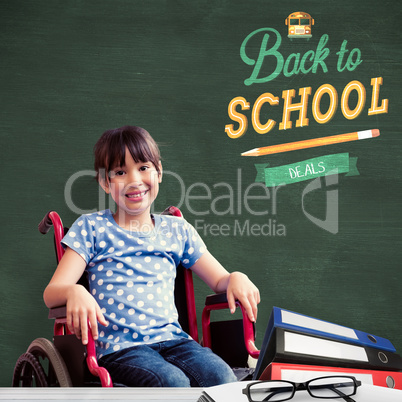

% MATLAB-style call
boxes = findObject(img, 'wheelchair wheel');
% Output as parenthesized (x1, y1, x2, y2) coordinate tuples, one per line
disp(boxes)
(12, 352, 48, 387)
(13, 338, 72, 387)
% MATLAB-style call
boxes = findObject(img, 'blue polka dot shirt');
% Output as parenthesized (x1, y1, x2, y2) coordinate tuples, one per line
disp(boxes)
(62, 209, 207, 358)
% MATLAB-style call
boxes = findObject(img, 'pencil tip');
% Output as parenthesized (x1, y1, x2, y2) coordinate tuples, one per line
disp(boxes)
(241, 149, 257, 156)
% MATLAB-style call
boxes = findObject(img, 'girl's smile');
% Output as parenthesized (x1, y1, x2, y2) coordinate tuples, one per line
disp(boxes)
(124, 188, 150, 203)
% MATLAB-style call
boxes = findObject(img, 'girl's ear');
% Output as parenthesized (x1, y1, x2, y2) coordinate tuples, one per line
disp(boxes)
(99, 177, 111, 194)
(158, 162, 163, 183)
(97, 169, 111, 194)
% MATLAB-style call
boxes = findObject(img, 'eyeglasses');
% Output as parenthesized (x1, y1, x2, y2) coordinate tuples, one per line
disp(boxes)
(242, 376, 362, 402)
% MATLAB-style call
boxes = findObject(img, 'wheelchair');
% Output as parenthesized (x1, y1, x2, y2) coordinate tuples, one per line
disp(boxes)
(12, 207, 259, 387)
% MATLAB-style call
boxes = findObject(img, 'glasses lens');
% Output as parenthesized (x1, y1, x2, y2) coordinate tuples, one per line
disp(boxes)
(248, 381, 294, 402)
(308, 376, 356, 398)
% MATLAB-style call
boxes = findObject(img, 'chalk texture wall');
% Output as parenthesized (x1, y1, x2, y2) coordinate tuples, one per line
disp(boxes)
(1, 0, 401, 386)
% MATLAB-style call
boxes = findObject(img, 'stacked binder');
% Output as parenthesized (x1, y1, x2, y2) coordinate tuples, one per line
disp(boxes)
(253, 307, 402, 389)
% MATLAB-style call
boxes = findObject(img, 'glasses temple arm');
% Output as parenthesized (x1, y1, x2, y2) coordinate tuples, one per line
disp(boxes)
(256, 386, 296, 402)
(310, 384, 355, 402)
(330, 388, 355, 402)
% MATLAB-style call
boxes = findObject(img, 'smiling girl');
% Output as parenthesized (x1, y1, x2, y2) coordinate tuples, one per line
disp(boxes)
(43, 125, 260, 387)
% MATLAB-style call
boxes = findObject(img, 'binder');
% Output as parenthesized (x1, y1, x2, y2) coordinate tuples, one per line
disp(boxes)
(253, 328, 402, 380)
(261, 362, 402, 390)
(264, 307, 396, 352)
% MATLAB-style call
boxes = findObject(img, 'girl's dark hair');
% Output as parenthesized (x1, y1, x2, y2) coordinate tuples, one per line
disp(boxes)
(94, 125, 161, 182)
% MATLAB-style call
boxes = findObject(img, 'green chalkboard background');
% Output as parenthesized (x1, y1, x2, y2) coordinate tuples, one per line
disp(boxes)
(1, 0, 401, 386)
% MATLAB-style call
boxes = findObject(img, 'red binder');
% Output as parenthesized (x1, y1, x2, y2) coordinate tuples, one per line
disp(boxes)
(261, 362, 402, 390)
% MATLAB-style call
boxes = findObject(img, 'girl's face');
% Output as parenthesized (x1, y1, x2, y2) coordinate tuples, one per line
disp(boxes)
(101, 148, 162, 228)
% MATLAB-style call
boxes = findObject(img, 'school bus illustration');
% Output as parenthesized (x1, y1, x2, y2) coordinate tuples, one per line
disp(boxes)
(285, 12, 314, 39)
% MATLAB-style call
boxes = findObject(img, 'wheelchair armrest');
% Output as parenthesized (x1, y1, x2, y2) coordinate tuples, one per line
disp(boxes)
(205, 292, 229, 306)
(48, 306, 67, 320)
(202, 292, 260, 359)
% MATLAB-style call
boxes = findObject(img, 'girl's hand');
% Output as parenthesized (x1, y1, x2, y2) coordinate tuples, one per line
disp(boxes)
(226, 272, 260, 322)
(190, 252, 261, 322)
(66, 285, 108, 345)
(44, 247, 108, 345)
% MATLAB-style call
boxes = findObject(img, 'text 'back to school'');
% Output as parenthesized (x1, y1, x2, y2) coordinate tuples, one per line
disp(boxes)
(225, 28, 389, 139)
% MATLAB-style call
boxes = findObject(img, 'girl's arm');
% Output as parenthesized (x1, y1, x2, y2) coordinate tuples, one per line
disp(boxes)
(43, 247, 107, 345)
(190, 251, 260, 322)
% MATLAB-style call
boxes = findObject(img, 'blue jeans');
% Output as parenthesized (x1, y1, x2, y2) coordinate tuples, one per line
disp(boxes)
(99, 338, 237, 387)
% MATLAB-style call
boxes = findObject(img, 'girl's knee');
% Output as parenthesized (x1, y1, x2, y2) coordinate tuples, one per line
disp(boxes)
(194, 353, 237, 387)
(203, 364, 237, 386)
(158, 369, 191, 387)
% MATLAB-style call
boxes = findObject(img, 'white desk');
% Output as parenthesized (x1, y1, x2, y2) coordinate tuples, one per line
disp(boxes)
(0, 388, 202, 402)
(1, 384, 401, 402)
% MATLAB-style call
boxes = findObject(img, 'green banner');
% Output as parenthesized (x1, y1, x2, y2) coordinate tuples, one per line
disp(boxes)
(255, 153, 359, 187)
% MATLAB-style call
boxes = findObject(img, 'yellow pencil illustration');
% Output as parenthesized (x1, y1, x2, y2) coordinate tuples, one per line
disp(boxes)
(241, 129, 380, 157)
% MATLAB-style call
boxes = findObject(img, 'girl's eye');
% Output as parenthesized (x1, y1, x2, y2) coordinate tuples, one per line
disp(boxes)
(140, 165, 150, 171)
(109, 170, 125, 178)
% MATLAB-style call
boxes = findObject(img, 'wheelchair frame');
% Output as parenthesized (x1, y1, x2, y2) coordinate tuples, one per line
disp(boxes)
(12, 208, 259, 387)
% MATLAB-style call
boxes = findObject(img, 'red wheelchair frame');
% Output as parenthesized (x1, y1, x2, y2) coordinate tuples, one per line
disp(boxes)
(12, 208, 259, 387)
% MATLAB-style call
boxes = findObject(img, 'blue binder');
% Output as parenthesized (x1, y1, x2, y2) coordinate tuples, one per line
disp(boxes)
(266, 307, 396, 352)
